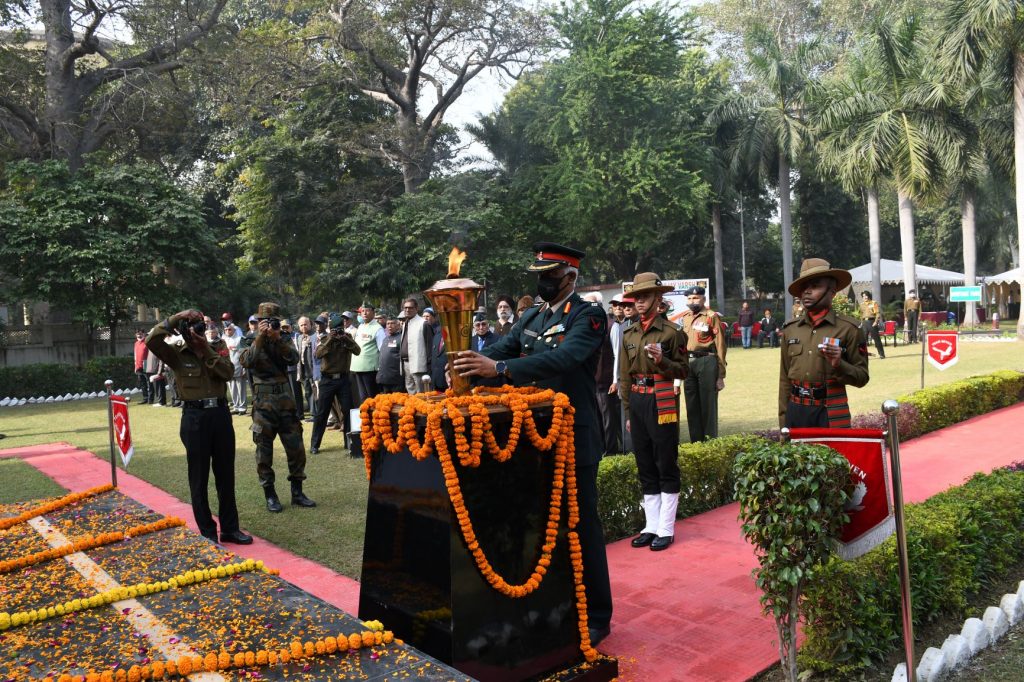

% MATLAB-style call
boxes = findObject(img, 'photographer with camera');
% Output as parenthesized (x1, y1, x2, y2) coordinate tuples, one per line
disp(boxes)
(145, 309, 252, 545)
(309, 312, 361, 455)
(239, 302, 316, 513)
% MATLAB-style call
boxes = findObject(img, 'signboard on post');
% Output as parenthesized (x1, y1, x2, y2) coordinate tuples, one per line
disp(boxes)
(926, 330, 959, 370)
(110, 394, 134, 468)
(949, 286, 982, 302)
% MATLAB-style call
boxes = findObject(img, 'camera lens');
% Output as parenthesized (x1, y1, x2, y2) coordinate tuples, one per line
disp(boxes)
(269, 319, 281, 330)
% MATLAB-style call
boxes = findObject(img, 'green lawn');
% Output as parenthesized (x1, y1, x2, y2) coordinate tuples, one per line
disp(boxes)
(0, 458, 68, 504)
(0, 337, 1020, 579)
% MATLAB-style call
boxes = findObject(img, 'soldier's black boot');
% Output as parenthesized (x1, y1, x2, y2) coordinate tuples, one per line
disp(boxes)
(264, 486, 283, 513)
(291, 482, 317, 508)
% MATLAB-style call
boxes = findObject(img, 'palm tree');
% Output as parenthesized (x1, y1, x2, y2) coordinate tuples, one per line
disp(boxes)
(708, 24, 818, 313)
(942, 0, 1024, 334)
(815, 16, 954, 302)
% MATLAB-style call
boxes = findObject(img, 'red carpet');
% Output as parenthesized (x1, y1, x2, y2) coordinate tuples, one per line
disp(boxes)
(3, 402, 1023, 681)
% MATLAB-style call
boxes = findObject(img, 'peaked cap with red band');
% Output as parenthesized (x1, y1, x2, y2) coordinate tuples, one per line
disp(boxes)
(528, 241, 586, 272)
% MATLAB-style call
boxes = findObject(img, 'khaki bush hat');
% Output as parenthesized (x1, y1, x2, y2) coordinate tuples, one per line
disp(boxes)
(788, 258, 852, 296)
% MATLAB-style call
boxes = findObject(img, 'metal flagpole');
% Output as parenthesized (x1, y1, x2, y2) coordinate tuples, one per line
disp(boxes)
(883, 400, 915, 681)
(920, 329, 926, 390)
(105, 379, 118, 487)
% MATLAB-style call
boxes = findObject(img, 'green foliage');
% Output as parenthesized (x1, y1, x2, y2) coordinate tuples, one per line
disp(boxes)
(734, 440, 851, 682)
(0, 160, 214, 353)
(596, 434, 763, 541)
(800, 469, 1024, 675)
(0, 357, 135, 399)
(832, 292, 856, 317)
(900, 370, 1024, 435)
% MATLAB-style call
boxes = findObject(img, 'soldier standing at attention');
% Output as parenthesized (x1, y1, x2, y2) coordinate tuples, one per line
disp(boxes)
(309, 312, 362, 455)
(618, 273, 689, 551)
(146, 309, 252, 545)
(239, 302, 317, 513)
(452, 242, 614, 647)
(904, 289, 921, 343)
(858, 290, 886, 359)
(780, 259, 870, 428)
(679, 286, 727, 442)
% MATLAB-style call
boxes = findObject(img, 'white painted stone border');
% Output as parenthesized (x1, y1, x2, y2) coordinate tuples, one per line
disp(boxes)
(891, 580, 1024, 681)
(0, 387, 140, 407)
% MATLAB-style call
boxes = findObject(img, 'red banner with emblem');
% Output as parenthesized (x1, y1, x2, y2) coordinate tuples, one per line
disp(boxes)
(926, 330, 959, 371)
(789, 428, 894, 560)
(110, 394, 134, 468)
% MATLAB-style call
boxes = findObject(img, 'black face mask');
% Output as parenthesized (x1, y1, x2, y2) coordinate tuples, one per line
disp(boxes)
(537, 274, 567, 303)
(687, 303, 702, 314)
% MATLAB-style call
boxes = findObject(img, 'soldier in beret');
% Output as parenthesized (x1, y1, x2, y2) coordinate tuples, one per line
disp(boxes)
(780, 259, 870, 428)
(452, 241, 614, 646)
(618, 273, 689, 551)
(679, 286, 727, 441)
(239, 302, 317, 513)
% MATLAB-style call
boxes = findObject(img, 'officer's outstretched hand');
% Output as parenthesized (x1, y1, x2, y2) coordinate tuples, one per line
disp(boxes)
(716, 378, 725, 392)
(172, 309, 202, 324)
(452, 351, 498, 378)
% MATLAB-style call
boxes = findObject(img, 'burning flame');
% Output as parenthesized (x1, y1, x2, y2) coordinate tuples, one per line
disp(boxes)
(447, 247, 467, 278)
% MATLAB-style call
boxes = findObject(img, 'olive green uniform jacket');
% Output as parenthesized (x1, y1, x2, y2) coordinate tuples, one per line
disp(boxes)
(617, 317, 688, 420)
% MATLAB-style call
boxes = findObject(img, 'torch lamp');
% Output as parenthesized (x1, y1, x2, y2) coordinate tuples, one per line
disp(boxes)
(424, 248, 485, 396)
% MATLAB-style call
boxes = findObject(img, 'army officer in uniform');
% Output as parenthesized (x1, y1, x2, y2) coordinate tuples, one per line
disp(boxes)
(146, 310, 252, 545)
(780, 259, 870, 428)
(452, 242, 614, 647)
(618, 273, 689, 551)
(678, 286, 727, 442)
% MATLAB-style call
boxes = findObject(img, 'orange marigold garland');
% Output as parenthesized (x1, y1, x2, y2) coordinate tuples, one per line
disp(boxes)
(360, 387, 598, 661)
(0, 516, 186, 575)
(0, 483, 115, 531)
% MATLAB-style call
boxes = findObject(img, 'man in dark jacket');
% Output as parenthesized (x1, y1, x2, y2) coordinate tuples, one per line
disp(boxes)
(375, 313, 405, 394)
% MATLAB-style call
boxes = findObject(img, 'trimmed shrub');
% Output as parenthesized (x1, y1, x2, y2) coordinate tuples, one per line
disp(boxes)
(0, 356, 135, 399)
(899, 369, 1024, 435)
(597, 434, 763, 541)
(799, 469, 1024, 676)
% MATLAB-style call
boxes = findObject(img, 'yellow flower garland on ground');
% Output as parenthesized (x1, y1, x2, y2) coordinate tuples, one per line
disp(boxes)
(0, 483, 115, 531)
(0, 516, 186, 574)
(359, 386, 598, 662)
(0, 559, 273, 632)
(40, 622, 396, 682)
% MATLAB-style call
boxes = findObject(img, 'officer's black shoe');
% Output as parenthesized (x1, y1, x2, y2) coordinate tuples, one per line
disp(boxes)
(310, 446, 319, 455)
(650, 535, 674, 551)
(220, 530, 254, 545)
(264, 487, 284, 513)
(589, 625, 611, 647)
(630, 532, 657, 548)
(201, 531, 217, 543)
(291, 483, 317, 508)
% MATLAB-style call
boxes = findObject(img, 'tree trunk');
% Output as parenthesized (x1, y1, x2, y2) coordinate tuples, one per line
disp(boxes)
(779, 154, 794, 313)
(961, 190, 978, 327)
(867, 187, 883, 304)
(1014, 49, 1024, 336)
(712, 202, 726, 312)
(42, 0, 84, 168)
(897, 190, 917, 298)
(108, 319, 118, 357)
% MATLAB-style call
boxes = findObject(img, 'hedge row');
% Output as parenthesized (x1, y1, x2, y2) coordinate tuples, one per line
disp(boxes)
(596, 434, 763, 541)
(898, 369, 1024, 436)
(0, 357, 135, 399)
(799, 468, 1024, 676)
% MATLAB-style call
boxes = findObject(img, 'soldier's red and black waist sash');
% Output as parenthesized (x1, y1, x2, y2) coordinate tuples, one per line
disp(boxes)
(631, 373, 677, 424)
(789, 380, 850, 427)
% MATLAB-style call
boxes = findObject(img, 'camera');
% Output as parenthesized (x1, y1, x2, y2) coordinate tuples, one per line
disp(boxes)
(177, 319, 207, 337)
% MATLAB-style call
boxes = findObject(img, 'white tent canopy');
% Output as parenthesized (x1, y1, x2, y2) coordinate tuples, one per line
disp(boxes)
(985, 267, 1023, 285)
(848, 259, 965, 286)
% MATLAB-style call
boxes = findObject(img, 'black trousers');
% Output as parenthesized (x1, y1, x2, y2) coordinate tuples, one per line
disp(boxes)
(629, 392, 681, 494)
(310, 376, 352, 449)
(180, 404, 239, 538)
(136, 370, 152, 402)
(576, 462, 612, 630)
(907, 310, 919, 343)
(784, 400, 830, 428)
(353, 372, 379, 407)
(596, 389, 622, 455)
(861, 319, 885, 357)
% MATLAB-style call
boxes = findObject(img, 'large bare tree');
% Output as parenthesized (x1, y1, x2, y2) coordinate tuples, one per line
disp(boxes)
(0, 0, 228, 169)
(329, 0, 545, 193)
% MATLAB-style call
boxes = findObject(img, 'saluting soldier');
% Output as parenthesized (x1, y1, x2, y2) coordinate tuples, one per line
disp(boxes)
(904, 289, 921, 343)
(858, 291, 886, 359)
(780, 259, 870, 428)
(452, 242, 614, 647)
(309, 312, 362, 455)
(618, 273, 689, 552)
(239, 302, 317, 513)
(678, 286, 727, 442)
(146, 310, 252, 545)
